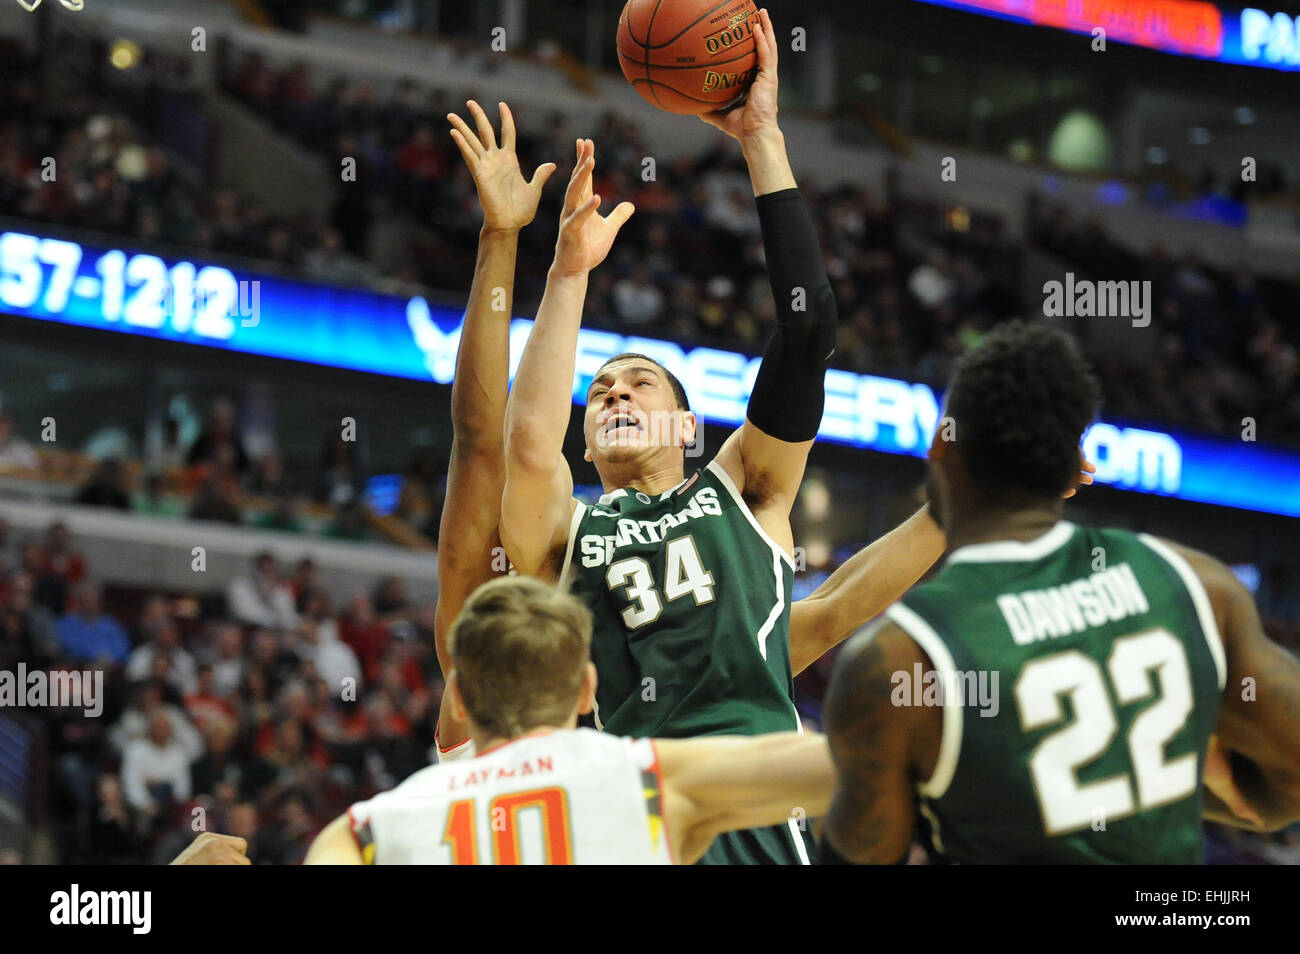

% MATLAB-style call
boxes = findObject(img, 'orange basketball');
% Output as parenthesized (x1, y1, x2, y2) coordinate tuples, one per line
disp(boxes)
(616, 0, 759, 115)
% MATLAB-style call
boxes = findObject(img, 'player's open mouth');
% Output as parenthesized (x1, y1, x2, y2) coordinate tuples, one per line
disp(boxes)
(601, 410, 644, 435)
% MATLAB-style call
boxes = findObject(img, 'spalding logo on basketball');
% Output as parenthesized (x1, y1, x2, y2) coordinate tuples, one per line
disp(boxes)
(617, 0, 760, 115)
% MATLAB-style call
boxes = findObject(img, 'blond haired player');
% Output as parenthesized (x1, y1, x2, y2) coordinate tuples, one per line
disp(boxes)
(303, 576, 833, 864)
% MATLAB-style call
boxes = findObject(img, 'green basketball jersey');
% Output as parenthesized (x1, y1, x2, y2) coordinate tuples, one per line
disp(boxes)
(888, 522, 1226, 865)
(560, 460, 812, 865)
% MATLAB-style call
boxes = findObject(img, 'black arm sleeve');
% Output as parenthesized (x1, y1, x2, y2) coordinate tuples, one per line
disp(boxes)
(746, 188, 838, 443)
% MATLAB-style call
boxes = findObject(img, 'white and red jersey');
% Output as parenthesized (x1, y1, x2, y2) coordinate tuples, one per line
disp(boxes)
(347, 728, 673, 864)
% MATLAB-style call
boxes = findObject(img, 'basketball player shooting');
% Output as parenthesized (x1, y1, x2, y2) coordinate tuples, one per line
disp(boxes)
(500, 9, 839, 866)
(820, 323, 1300, 864)
(430, 96, 964, 767)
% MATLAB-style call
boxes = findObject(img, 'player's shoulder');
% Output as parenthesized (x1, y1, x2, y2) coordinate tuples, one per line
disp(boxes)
(566, 726, 653, 760)
(347, 760, 448, 827)
(377, 760, 449, 802)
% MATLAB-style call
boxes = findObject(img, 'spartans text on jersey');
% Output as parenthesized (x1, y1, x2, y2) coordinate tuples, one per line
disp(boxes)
(580, 486, 723, 568)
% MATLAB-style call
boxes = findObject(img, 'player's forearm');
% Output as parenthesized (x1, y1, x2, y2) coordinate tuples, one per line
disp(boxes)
(742, 128, 797, 197)
(803, 504, 946, 643)
(742, 183, 836, 451)
(671, 733, 833, 838)
(451, 227, 519, 446)
(728, 734, 834, 830)
(505, 266, 588, 474)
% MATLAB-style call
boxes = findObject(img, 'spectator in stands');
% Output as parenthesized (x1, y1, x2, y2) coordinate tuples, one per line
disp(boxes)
(611, 263, 666, 327)
(184, 665, 237, 736)
(134, 472, 184, 518)
(188, 467, 243, 525)
(0, 412, 39, 470)
(288, 557, 317, 609)
(76, 457, 132, 510)
(359, 692, 422, 789)
(147, 418, 188, 474)
(127, 619, 198, 695)
(227, 551, 299, 630)
(186, 398, 251, 476)
(324, 499, 368, 541)
(226, 802, 267, 864)
(396, 121, 445, 217)
(202, 620, 245, 698)
(57, 581, 130, 665)
(250, 452, 291, 498)
(291, 615, 361, 692)
(254, 491, 304, 534)
(133, 594, 171, 644)
(18, 537, 60, 616)
(109, 679, 203, 762)
(302, 226, 377, 286)
(189, 715, 243, 799)
(260, 791, 318, 865)
(121, 710, 193, 817)
(394, 448, 440, 538)
(315, 430, 366, 507)
(42, 521, 86, 594)
(339, 592, 389, 679)
(238, 666, 275, 736)
(85, 773, 147, 865)
(371, 575, 410, 617)
(0, 570, 59, 670)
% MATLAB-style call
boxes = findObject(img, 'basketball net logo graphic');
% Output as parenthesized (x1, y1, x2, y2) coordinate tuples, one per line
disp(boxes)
(15, 0, 84, 9)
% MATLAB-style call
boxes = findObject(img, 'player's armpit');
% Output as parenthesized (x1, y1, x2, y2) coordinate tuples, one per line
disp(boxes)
(303, 814, 365, 865)
(653, 732, 834, 865)
(822, 621, 938, 863)
(710, 429, 804, 556)
(1168, 541, 1300, 831)
(499, 466, 575, 579)
(789, 505, 947, 675)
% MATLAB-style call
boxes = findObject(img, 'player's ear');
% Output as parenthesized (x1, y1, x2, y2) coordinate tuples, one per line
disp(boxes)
(680, 411, 697, 450)
(928, 423, 949, 462)
(576, 662, 597, 716)
(583, 447, 593, 462)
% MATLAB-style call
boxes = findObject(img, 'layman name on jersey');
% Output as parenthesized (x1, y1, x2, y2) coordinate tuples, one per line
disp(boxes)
(997, 562, 1150, 646)
(580, 485, 723, 568)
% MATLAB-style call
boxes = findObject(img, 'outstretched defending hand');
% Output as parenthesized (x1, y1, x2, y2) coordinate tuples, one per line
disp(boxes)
(698, 7, 780, 146)
(448, 100, 556, 233)
(552, 138, 635, 277)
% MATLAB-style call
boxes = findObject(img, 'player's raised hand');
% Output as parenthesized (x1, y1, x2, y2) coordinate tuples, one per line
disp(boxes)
(698, 7, 780, 145)
(552, 138, 635, 277)
(447, 100, 557, 233)
(168, 831, 251, 865)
